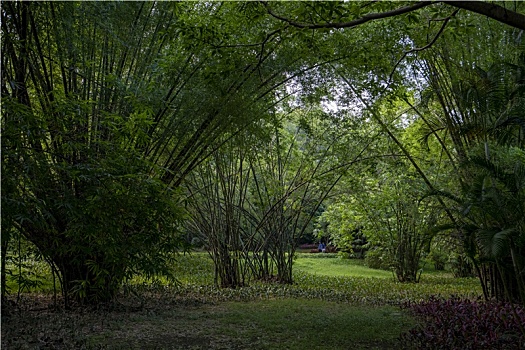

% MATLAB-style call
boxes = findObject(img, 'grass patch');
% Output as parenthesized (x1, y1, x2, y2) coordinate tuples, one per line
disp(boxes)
(3, 296, 416, 350)
(5, 259, 57, 294)
(3, 252, 483, 349)
(212, 299, 415, 349)
(163, 253, 482, 306)
(294, 254, 393, 279)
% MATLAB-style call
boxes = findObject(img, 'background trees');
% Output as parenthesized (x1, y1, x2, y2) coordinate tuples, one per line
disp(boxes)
(3, 1, 524, 305)
(264, 0, 525, 302)
(2, 1, 193, 304)
(184, 110, 367, 286)
(1, 1, 301, 303)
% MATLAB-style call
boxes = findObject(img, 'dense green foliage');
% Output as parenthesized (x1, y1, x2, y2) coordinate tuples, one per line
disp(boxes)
(1, 1, 308, 303)
(2, 1, 525, 311)
(184, 113, 361, 287)
(2, 2, 190, 303)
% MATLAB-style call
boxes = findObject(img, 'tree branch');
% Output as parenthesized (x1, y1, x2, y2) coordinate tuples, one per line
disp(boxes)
(386, 9, 459, 86)
(336, 72, 459, 226)
(261, 1, 525, 31)
(261, 1, 434, 29)
(443, 1, 525, 31)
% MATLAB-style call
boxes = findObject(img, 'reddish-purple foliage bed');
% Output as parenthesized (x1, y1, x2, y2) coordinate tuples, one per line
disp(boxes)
(400, 296, 525, 350)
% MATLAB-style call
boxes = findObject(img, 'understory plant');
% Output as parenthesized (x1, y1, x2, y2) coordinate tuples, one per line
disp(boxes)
(401, 296, 525, 349)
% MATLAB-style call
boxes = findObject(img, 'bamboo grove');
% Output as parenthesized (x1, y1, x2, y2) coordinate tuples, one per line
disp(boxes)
(2, 1, 525, 305)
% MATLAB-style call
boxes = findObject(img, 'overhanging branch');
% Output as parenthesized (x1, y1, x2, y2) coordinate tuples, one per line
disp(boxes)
(444, 1, 525, 30)
(261, 1, 434, 29)
(262, 1, 525, 31)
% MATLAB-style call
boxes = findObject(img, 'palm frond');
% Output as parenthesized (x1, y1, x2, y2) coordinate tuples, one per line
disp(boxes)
(477, 228, 517, 259)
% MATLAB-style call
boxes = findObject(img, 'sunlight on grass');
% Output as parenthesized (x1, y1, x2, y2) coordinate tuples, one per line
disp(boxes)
(163, 252, 483, 306)
(294, 253, 393, 279)
(8, 251, 482, 306)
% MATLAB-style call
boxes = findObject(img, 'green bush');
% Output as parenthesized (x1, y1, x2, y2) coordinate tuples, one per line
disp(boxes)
(428, 251, 448, 271)
(364, 247, 393, 271)
(449, 254, 475, 278)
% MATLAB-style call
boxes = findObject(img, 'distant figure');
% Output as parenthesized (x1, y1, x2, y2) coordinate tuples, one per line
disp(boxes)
(318, 242, 326, 253)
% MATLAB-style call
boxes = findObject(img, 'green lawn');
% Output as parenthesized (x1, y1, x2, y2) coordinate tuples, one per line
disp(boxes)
(211, 300, 414, 350)
(294, 253, 393, 278)
(167, 252, 482, 305)
(3, 252, 483, 349)
(79, 299, 415, 350)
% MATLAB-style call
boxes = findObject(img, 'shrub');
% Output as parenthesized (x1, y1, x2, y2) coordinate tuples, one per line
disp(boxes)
(350, 230, 368, 259)
(428, 250, 447, 271)
(400, 296, 525, 349)
(449, 254, 475, 278)
(364, 247, 392, 271)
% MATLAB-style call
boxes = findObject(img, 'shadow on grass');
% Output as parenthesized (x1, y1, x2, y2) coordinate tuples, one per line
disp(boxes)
(2, 295, 415, 350)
